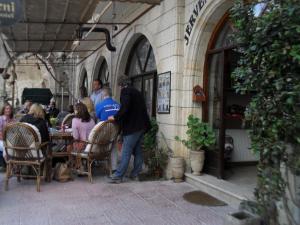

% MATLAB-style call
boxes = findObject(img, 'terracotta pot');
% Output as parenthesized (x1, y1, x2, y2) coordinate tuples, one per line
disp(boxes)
(190, 150, 205, 176)
(170, 156, 184, 182)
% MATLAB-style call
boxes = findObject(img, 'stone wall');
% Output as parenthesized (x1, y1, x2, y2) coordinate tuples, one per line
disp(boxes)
(74, 0, 234, 169)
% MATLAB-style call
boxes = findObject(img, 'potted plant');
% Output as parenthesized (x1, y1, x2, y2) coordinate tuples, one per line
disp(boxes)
(175, 114, 216, 175)
(147, 147, 169, 178)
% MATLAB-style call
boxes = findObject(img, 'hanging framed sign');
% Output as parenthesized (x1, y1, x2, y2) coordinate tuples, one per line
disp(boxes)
(157, 71, 171, 114)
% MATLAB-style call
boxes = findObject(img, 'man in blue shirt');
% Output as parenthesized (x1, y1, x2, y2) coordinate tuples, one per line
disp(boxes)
(95, 87, 120, 173)
(95, 87, 120, 121)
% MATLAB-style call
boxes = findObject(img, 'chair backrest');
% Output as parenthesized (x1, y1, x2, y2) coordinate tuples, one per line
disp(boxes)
(84, 121, 119, 157)
(3, 122, 44, 161)
(61, 113, 75, 128)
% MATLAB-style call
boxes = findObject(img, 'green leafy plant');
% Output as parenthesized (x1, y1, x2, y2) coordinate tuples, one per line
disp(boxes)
(147, 147, 169, 177)
(175, 114, 216, 151)
(230, 0, 300, 222)
(49, 117, 57, 127)
(143, 118, 168, 177)
(143, 118, 159, 152)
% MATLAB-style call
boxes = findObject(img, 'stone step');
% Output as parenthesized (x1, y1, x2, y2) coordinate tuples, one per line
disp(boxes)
(185, 173, 255, 209)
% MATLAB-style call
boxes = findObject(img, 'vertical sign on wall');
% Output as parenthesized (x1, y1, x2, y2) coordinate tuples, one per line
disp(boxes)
(0, 0, 22, 27)
(184, 0, 207, 46)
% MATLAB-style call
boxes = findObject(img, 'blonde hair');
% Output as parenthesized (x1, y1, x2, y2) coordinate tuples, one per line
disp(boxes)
(80, 97, 94, 113)
(28, 103, 45, 119)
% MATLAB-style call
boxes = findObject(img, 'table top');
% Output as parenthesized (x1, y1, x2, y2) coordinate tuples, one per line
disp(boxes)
(50, 131, 73, 140)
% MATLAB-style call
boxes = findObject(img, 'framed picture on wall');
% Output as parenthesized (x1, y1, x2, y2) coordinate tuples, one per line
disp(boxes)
(157, 71, 171, 114)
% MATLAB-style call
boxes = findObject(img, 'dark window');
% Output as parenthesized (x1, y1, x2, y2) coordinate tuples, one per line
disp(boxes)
(98, 60, 110, 87)
(126, 36, 157, 117)
(82, 69, 88, 91)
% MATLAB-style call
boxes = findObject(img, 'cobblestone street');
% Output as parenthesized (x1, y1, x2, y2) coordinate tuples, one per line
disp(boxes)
(0, 174, 234, 225)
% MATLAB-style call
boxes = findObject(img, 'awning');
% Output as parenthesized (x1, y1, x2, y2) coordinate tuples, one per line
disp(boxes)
(22, 88, 53, 105)
(0, 0, 161, 56)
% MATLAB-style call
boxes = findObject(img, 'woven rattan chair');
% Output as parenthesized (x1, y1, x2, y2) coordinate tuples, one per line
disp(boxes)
(70, 121, 119, 183)
(61, 113, 75, 128)
(3, 122, 49, 192)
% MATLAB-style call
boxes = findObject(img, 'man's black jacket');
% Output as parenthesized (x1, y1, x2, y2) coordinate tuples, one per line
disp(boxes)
(114, 86, 151, 136)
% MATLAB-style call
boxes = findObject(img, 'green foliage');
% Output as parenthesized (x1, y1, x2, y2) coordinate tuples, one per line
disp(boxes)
(147, 147, 169, 177)
(143, 118, 159, 151)
(175, 114, 216, 151)
(230, 0, 300, 218)
(49, 117, 57, 127)
(143, 119, 168, 177)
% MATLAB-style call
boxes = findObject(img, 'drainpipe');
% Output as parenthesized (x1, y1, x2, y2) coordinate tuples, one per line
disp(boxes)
(79, 27, 116, 51)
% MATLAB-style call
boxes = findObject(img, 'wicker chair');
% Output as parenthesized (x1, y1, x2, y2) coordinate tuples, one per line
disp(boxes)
(70, 121, 119, 183)
(3, 122, 49, 192)
(61, 113, 75, 128)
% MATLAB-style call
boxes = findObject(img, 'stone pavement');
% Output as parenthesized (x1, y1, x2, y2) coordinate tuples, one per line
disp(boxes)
(0, 174, 235, 225)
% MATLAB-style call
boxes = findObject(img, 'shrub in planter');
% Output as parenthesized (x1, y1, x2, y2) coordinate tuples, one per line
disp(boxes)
(175, 114, 216, 175)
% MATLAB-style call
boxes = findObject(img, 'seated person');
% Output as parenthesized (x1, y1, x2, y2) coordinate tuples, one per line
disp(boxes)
(19, 100, 33, 114)
(20, 103, 49, 143)
(71, 102, 95, 152)
(47, 100, 59, 118)
(95, 87, 120, 173)
(0, 103, 16, 170)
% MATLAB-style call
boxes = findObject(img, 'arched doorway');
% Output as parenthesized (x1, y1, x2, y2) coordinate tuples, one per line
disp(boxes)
(126, 36, 157, 117)
(203, 14, 258, 179)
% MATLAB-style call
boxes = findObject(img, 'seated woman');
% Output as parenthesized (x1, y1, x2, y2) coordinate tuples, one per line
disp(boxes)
(71, 102, 95, 153)
(0, 103, 16, 170)
(20, 103, 49, 143)
(79, 86, 97, 122)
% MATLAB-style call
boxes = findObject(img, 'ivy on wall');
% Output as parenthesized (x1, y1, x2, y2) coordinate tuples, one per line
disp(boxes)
(230, 0, 300, 222)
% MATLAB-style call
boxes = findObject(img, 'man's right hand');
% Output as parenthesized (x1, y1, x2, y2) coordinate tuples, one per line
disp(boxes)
(108, 116, 115, 121)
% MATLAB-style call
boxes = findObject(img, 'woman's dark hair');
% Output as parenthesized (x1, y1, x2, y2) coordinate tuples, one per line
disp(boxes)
(79, 86, 88, 98)
(75, 102, 91, 122)
(68, 105, 74, 113)
(1, 103, 14, 119)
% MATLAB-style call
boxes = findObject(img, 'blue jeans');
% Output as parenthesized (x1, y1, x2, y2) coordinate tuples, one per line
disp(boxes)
(114, 131, 144, 178)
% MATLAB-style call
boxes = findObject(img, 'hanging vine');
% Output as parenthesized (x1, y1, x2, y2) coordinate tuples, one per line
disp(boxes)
(230, 0, 300, 223)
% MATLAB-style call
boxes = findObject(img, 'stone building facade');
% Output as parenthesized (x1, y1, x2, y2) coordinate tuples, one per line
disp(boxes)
(73, 0, 245, 173)
(0, 0, 257, 177)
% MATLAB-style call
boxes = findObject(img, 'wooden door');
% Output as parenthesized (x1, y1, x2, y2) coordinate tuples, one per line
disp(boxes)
(204, 51, 226, 179)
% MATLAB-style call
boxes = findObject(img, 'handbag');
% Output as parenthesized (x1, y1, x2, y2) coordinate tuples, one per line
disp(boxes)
(53, 162, 73, 182)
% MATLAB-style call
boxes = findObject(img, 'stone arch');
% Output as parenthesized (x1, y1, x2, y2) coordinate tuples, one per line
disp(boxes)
(184, 0, 233, 79)
(114, 29, 158, 93)
(91, 54, 110, 87)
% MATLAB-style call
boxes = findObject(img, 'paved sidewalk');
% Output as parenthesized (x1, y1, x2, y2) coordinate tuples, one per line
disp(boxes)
(0, 174, 234, 225)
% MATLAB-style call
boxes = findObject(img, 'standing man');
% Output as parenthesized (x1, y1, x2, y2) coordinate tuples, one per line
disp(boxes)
(95, 87, 120, 173)
(108, 75, 150, 183)
(90, 79, 104, 107)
